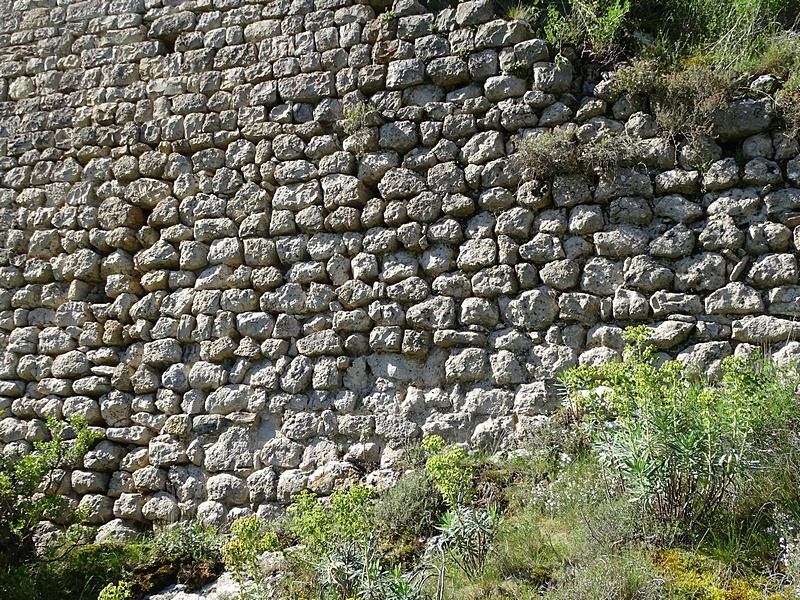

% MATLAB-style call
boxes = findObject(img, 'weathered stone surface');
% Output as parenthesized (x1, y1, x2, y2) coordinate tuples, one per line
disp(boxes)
(205, 385, 249, 415)
(205, 427, 254, 472)
(711, 98, 775, 140)
(705, 283, 763, 315)
(732, 315, 800, 343)
(768, 286, 800, 316)
(446, 348, 488, 383)
(674, 253, 726, 292)
(4, 0, 800, 518)
(502, 288, 558, 330)
(748, 254, 799, 287)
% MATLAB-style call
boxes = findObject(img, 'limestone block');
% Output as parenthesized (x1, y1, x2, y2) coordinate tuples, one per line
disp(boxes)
(205, 427, 253, 473)
(205, 385, 249, 415)
(747, 253, 799, 287)
(674, 253, 727, 292)
(502, 288, 558, 330)
(445, 348, 488, 383)
(706, 282, 764, 315)
(207, 473, 249, 505)
(142, 492, 180, 522)
(79, 494, 114, 525)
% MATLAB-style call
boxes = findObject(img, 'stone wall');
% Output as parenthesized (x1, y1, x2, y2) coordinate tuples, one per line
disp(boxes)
(1, 0, 800, 538)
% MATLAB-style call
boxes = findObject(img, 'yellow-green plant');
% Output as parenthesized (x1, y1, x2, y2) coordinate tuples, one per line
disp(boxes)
(423, 435, 474, 508)
(222, 516, 279, 589)
(286, 485, 374, 556)
(97, 580, 133, 600)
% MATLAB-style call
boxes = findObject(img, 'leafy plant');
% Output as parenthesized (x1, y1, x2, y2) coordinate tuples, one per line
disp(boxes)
(423, 436, 475, 508)
(560, 326, 800, 537)
(222, 515, 279, 591)
(438, 506, 501, 580)
(287, 485, 374, 556)
(316, 540, 426, 600)
(97, 579, 133, 600)
(156, 520, 223, 565)
(0, 416, 100, 572)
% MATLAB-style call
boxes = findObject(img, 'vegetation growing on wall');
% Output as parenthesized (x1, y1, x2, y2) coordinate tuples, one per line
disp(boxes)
(8, 330, 797, 599)
(515, 0, 800, 66)
(512, 0, 800, 140)
(192, 334, 800, 600)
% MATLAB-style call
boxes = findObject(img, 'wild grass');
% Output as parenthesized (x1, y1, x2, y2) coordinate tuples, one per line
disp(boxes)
(516, 127, 640, 180)
(520, 0, 800, 66)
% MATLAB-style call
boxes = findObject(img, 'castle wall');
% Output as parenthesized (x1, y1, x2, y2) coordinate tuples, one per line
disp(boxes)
(0, 0, 798, 536)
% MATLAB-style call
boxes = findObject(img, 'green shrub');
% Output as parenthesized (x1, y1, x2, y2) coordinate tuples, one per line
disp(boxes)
(374, 470, 443, 542)
(156, 520, 223, 565)
(222, 515, 279, 590)
(286, 485, 374, 556)
(540, 0, 800, 68)
(0, 542, 151, 600)
(560, 326, 800, 536)
(423, 436, 475, 508)
(0, 416, 100, 572)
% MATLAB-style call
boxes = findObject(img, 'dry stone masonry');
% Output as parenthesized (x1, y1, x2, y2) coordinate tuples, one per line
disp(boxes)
(0, 0, 799, 540)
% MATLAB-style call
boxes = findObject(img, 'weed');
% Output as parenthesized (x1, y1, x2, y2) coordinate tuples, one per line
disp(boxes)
(423, 435, 475, 508)
(544, 551, 665, 600)
(287, 485, 374, 556)
(544, 0, 631, 61)
(505, 1, 539, 22)
(611, 59, 741, 137)
(438, 506, 501, 579)
(316, 540, 426, 600)
(222, 515, 279, 591)
(379, 10, 397, 22)
(0, 416, 101, 572)
(516, 127, 639, 179)
(342, 100, 381, 137)
(775, 62, 800, 135)
(516, 128, 582, 179)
